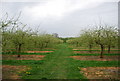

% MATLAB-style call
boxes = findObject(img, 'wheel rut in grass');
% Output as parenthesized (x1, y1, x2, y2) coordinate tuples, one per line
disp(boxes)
(40, 44, 72, 79)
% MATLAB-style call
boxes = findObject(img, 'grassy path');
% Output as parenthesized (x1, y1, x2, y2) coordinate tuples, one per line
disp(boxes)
(21, 44, 86, 79)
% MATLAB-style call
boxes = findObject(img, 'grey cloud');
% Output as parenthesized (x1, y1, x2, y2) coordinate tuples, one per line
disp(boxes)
(1, 2, 118, 37)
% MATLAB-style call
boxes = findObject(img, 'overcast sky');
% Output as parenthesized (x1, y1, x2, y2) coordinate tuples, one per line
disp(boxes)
(1, 0, 119, 37)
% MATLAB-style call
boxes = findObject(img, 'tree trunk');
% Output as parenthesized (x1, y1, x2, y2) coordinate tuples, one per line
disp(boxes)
(34, 41, 37, 47)
(108, 45, 111, 53)
(17, 44, 22, 58)
(45, 42, 48, 48)
(89, 45, 92, 53)
(40, 43, 44, 49)
(17, 54, 20, 58)
(76, 42, 78, 47)
(100, 44, 104, 58)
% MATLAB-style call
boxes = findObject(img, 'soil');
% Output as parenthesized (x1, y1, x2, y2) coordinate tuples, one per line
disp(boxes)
(2, 65, 30, 79)
(3, 55, 46, 60)
(80, 67, 120, 79)
(70, 56, 119, 61)
(3, 48, 55, 53)
(43, 48, 56, 50)
(26, 51, 54, 53)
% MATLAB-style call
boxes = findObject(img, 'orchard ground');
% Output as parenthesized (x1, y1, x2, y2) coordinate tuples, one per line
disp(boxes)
(2, 43, 120, 80)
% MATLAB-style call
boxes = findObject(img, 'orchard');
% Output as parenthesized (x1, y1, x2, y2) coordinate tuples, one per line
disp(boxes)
(1, 14, 119, 80)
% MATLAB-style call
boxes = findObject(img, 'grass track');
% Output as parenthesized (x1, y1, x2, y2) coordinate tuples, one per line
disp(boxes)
(19, 44, 86, 79)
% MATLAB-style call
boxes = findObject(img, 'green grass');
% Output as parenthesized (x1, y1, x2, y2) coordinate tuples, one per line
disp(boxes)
(69, 59, 119, 67)
(2, 43, 119, 79)
(3, 60, 44, 66)
(72, 53, 120, 56)
(74, 49, 120, 51)
(2, 52, 53, 55)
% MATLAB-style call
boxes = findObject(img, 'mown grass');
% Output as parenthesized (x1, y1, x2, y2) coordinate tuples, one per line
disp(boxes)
(2, 43, 119, 79)
(72, 53, 120, 56)
(3, 60, 44, 66)
(2, 52, 53, 55)
(74, 49, 120, 51)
